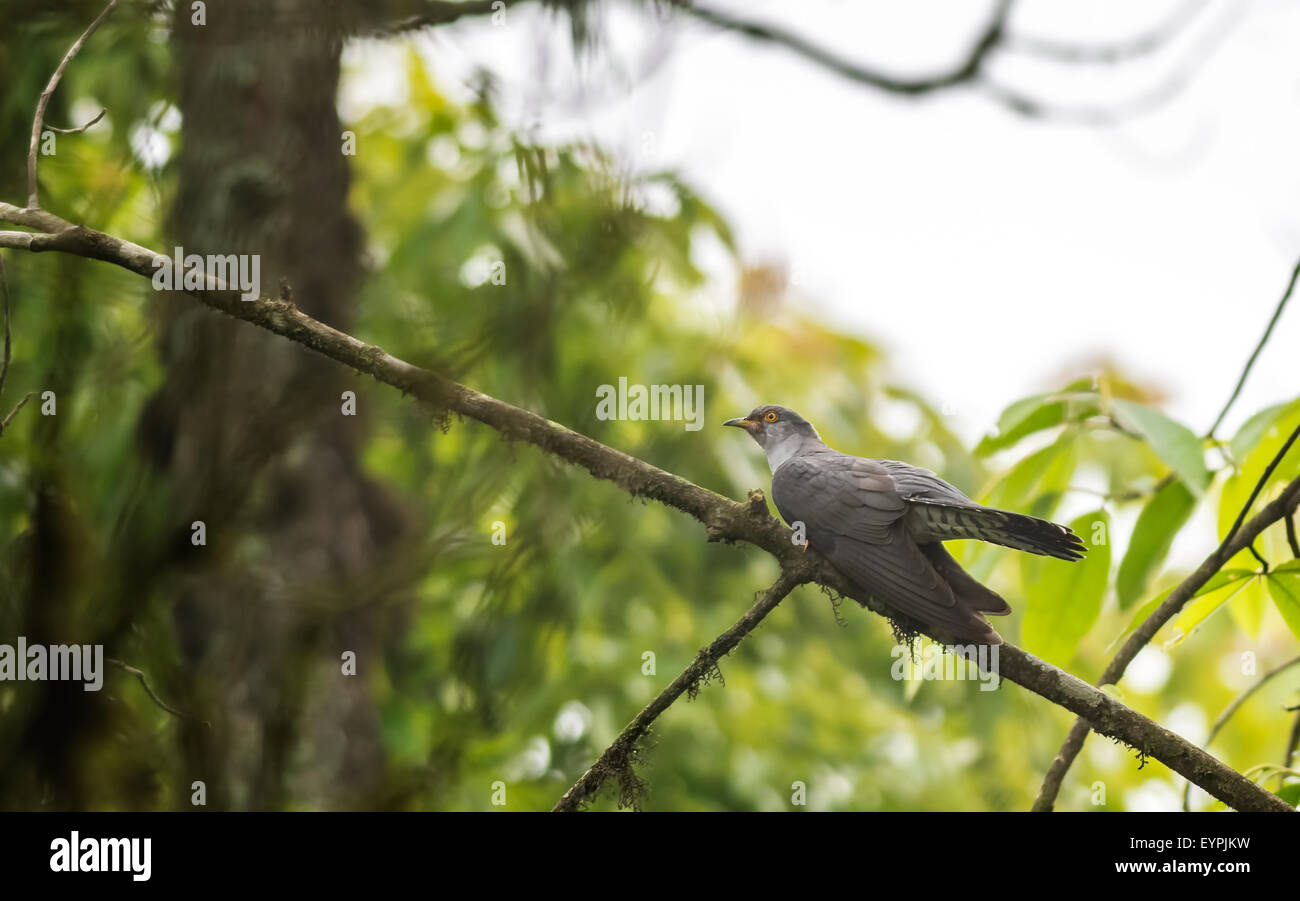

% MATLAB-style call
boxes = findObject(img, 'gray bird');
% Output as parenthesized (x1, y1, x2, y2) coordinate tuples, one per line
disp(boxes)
(724, 404, 1085, 644)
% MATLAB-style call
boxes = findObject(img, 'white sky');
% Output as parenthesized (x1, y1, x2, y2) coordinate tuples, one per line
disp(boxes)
(345, 0, 1300, 445)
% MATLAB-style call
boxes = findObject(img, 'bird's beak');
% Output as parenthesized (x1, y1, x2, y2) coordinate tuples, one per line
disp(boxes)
(723, 417, 757, 431)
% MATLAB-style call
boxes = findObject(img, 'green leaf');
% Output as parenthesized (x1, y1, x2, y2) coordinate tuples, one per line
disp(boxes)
(1265, 561, 1300, 642)
(975, 384, 1098, 456)
(1021, 510, 1111, 666)
(962, 437, 1076, 579)
(1112, 568, 1254, 649)
(1110, 399, 1211, 496)
(983, 436, 1076, 512)
(1229, 400, 1298, 462)
(1115, 480, 1196, 610)
(1108, 588, 1169, 652)
(1226, 575, 1269, 639)
(975, 396, 1066, 456)
(1276, 782, 1300, 807)
(1168, 571, 1259, 646)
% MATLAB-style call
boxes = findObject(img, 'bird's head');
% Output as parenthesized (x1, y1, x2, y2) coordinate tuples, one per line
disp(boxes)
(723, 404, 819, 453)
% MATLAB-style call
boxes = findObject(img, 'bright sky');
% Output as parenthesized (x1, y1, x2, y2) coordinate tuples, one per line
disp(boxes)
(345, 0, 1300, 446)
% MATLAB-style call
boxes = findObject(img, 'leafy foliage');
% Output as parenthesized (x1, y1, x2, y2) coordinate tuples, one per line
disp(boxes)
(1116, 480, 1195, 611)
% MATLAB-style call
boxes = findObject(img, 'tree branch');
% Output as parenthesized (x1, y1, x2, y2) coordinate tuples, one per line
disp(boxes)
(364, 0, 1226, 125)
(682, 0, 1231, 124)
(682, 0, 1012, 96)
(1178, 654, 1300, 811)
(1033, 257, 1300, 811)
(3, 204, 1292, 811)
(1032, 439, 1300, 811)
(553, 566, 810, 811)
(997, 642, 1291, 812)
(26, 0, 118, 209)
(106, 658, 209, 727)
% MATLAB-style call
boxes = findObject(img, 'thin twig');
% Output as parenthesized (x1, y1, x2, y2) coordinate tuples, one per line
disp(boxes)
(1247, 542, 1270, 573)
(106, 658, 208, 727)
(1180, 654, 1300, 810)
(1006, 0, 1209, 63)
(1208, 257, 1300, 440)
(1224, 422, 1300, 549)
(981, 0, 1245, 125)
(1067, 472, 1175, 505)
(553, 567, 809, 810)
(0, 392, 34, 437)
(26, 0, 118, 209)
(45, 108, 107, 135)
(1287, 513, 1299, 559)
(1240, 762, 1300, 784)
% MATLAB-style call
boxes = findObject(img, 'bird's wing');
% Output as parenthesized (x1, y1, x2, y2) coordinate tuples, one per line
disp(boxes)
(879, 459, 1086, 561)
(773, 453, 912, 544)
(772, 452, 1004, 641)
(876, 459, 979, 507)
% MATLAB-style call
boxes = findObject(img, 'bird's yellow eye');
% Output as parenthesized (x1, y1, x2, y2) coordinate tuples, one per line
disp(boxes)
(764, 411, 779, 423)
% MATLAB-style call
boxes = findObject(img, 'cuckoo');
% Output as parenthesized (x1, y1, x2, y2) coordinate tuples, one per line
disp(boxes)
(724, 404, 1085, 644)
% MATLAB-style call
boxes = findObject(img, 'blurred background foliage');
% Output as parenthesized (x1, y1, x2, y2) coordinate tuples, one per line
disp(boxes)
(0, 3, 1297, 812)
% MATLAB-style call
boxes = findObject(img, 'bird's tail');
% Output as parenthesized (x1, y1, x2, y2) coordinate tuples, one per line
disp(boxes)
(979, 508, 1087, 560)
(913, 501, 1086, 561)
